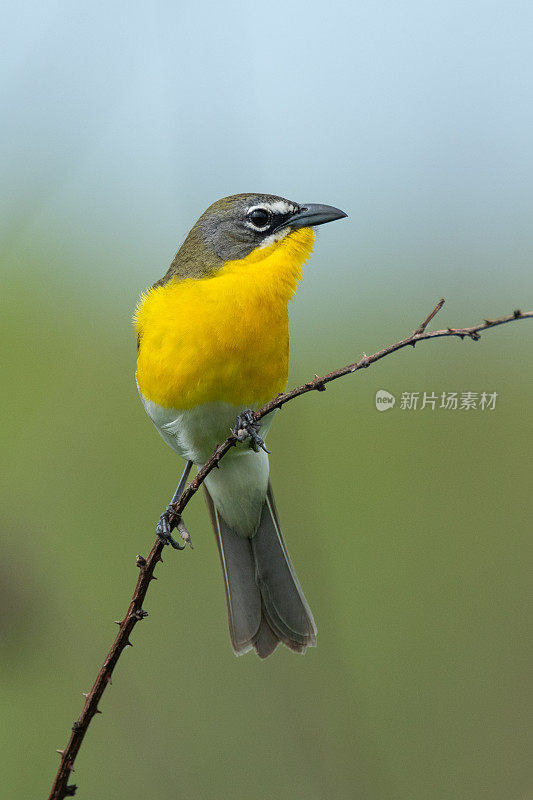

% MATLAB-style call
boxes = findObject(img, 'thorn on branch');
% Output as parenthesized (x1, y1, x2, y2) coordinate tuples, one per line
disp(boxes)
(469, 331, 481, 341)
(56, 749, 65, 756)
(65, 785, 78, 797)
(273, 393, 284, 408)
(414, 297, 445, 335)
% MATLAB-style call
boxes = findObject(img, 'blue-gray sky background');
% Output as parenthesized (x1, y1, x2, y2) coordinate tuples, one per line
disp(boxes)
(4, 0, 533, 299)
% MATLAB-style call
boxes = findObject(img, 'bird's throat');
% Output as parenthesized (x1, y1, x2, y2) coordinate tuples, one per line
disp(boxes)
(135, 227, 316, 409)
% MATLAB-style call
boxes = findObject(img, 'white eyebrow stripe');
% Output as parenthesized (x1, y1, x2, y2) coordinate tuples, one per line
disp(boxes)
(249, 200, 294, 215)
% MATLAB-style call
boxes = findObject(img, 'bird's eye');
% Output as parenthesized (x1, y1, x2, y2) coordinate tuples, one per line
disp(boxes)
(248, 208, 271, 229)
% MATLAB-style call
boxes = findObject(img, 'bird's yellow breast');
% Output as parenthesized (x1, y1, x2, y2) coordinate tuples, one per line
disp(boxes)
(134, 227, 315, 410)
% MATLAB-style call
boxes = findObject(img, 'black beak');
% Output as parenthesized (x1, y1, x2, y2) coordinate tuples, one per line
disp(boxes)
(274, 203, 347, 233)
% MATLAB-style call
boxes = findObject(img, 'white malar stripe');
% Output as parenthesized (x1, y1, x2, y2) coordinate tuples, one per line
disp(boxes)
(257, 227, 291, 249)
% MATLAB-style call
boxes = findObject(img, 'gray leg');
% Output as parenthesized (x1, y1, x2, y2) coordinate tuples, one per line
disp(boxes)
(156, 460, 193, 550)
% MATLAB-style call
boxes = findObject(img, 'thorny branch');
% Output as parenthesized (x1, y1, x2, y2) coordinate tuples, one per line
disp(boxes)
(48, 299, 532, 799)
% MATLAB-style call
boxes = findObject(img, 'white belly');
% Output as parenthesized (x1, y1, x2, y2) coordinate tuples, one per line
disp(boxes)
(139, 391, 274, 536)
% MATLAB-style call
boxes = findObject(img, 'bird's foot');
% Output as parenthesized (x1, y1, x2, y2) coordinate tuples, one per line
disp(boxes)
(233, 409, 270, 453)
(156, 506, 193, 550)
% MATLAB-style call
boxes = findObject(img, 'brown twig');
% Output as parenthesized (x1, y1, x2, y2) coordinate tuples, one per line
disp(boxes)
(48, 299, 532, 799)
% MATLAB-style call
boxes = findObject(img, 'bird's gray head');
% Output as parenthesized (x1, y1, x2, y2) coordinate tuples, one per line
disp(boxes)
(156, 193, 347, 285)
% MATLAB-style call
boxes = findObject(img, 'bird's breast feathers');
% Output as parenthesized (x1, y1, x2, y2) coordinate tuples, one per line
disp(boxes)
(134, 227, 315, 411)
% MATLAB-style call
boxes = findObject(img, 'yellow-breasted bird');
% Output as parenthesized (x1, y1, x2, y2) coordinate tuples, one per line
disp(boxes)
(134, 194, 347, 658)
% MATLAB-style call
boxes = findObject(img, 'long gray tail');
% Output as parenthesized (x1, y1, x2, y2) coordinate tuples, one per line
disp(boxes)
(203, 482, 317, 658)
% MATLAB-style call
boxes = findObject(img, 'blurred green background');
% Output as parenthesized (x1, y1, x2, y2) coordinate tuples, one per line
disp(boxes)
(2, 2, 533, 799)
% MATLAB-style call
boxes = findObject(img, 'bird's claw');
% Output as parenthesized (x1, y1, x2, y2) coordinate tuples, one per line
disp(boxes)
(156, 506, 190, 550)
(233, 410, 270, 454)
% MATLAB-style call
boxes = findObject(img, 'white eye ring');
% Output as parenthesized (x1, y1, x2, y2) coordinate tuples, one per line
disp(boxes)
(246, 206, 272, 230)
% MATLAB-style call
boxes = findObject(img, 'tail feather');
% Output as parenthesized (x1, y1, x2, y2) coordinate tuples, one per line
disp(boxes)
(204, 482, 317, 658)
(253, 617, 280, 659)
(204, 486, 261, 654)
(251, 485, 317, 652)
